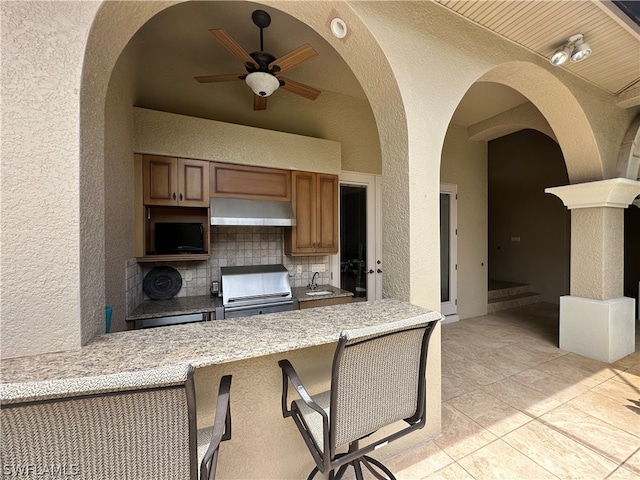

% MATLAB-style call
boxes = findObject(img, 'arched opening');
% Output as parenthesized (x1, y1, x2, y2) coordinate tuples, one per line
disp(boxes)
(79, 1, 408, 337)
(440, 62, 605, 324)
(479, 62, 604, 184)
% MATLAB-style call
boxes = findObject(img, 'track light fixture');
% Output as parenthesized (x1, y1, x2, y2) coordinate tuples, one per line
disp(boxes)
(550, 34, 592, 66)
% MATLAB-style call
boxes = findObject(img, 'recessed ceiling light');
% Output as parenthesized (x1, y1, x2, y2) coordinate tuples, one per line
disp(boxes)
(330, 18, 347, 39)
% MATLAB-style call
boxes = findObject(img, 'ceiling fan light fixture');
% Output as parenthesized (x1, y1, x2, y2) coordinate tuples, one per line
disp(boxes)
(245, 71, 280, 97)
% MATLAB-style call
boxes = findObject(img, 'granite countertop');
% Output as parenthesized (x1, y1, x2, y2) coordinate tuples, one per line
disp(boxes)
(127, 286, 352, 321)
(291, 284, 354, 303)
(127, 295, 222, 321)
(1, 300, 441, 384)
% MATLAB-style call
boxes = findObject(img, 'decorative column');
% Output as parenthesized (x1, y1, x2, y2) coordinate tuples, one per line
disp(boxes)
(546, 178, 640, 363)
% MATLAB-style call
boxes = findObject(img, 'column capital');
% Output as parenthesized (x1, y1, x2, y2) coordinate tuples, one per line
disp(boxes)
(545, 178, 640, 209)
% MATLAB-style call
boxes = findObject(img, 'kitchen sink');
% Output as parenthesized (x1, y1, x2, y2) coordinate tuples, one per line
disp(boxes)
(305, 290, 332, 296)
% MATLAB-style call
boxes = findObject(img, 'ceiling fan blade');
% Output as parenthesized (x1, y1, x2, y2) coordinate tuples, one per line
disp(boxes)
(254, 95, 267, 111)
(194, 74, 245, 83)
(279, 77, 321, 101)
(209, 29, 257, 68)
(269, 44, 318, 74)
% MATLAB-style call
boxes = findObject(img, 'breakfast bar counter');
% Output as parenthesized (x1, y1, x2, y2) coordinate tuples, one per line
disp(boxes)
(0, 300, 440, 384)
(1, 300, 442, 479)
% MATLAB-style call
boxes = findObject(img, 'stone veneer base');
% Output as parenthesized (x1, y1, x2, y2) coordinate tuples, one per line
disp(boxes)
(559, 295, 636, 363)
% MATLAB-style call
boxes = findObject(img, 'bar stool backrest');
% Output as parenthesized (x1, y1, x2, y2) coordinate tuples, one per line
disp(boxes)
(1, 365, 198, 480)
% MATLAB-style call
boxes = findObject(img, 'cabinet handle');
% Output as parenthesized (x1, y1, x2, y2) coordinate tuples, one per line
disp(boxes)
(377, 269, 383, 274)
(179, 193, 183, 201)
(367, 269, 374, 274)
(172, 193, 176, 200)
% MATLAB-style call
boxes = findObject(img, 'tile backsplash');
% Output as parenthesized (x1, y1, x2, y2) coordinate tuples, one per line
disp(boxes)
(128, 226, 331, 312)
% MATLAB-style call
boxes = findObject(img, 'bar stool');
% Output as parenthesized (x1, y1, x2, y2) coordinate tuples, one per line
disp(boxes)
(278, 316, 438, 479)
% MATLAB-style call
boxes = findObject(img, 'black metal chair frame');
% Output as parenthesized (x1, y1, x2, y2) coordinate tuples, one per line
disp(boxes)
(200, 375, 233, 480)
(279, 319, 437, 480)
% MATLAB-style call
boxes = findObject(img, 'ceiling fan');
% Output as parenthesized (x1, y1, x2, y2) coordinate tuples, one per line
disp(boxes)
(194, 9, 321, 111)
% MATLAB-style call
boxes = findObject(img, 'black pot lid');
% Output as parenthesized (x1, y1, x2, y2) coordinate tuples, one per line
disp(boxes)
(143, 266, 182, 300)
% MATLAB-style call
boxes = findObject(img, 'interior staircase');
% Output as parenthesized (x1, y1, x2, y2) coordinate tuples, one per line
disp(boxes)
(488, 280, 542, 313)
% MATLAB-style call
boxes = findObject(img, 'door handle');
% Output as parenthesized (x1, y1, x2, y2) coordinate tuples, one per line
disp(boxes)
(377, 269, 383, 274)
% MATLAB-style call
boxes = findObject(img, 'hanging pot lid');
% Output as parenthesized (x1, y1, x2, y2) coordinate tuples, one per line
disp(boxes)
(143, 266, 182, 300)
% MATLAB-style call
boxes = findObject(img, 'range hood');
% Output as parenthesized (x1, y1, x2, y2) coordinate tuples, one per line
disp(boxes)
(210, 198, 297, 227)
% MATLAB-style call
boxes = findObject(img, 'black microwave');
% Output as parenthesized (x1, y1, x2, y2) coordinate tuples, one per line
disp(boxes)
(154, 222, 205, 254)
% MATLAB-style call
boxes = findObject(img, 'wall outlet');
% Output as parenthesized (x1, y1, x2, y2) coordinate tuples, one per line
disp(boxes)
(185, 270, 193, 281)
(511, 236, 521, 242)
(296, 265, 303, 274)
(311, 264, 326, 272)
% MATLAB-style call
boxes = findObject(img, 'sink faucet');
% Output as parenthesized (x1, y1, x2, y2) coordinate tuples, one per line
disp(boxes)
(308, 272, 320, 290)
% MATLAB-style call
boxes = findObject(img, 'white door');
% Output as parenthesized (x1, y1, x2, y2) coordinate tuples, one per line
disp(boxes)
(331, 172, 382, 301)
(441, 184, 458, 322)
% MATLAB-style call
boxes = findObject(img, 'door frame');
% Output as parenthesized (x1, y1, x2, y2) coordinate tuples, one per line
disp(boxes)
(441, 183, 459, 323)
(331, 171, 382, 300)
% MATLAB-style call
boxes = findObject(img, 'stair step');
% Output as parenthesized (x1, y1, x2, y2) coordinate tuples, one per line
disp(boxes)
(488, 284, 531, 299)
(487, 292, 543, 313)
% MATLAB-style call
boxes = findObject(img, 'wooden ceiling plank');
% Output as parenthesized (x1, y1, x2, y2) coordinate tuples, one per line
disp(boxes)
(489, 2, 542, 36)
(457, 1, 488, 18)
(474, 1, 512, 25)
(450, 1, 477, 16)
(500, 3, 553, 39)
(515, 3, 574, 46)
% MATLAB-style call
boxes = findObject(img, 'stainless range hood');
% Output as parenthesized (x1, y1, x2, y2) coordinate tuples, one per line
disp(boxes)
(210, 198, 297, 227)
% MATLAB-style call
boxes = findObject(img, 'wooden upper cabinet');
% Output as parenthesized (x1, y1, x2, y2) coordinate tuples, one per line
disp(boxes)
(287, 171, 316, 254)
(285, 171, 338, 255)
(210, 162, 291, 201)
(179, 158, 209, 207)
(316, 174, 339, 253)
(143, 155, 177, 206)
(143, 155, 209, 207)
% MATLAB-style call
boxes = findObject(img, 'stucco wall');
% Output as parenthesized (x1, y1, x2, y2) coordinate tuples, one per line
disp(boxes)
(104, 50, 136, 334)
(441, 124, 488, 319)
(1, 1, 99, 358)
(133, 108, 342, 174)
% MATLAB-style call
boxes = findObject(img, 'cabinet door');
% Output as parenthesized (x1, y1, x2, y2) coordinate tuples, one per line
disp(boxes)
(178, 158, 209, 207)
(287, 171, 317, 253)
(143, 155, 178, 206)
(210, 162, 290, 201)
(316, 174, 339, 253)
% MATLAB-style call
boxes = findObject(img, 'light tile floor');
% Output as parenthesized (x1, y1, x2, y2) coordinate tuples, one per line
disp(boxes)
(383, 303, 640, 480)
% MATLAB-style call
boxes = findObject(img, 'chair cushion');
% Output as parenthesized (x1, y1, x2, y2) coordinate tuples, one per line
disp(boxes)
(293, 390, 331, 454)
